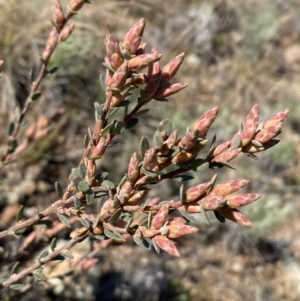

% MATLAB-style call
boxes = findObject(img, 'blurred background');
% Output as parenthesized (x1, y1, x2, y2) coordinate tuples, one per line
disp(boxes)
(0, 0, 300, 300)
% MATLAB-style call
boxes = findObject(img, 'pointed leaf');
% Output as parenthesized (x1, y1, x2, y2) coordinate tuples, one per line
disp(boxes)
(16, 205, 24, 222)
(38, 250, 49, 259)
(50, 237, 57, 251)
(11, 261, 20, 275)
(178, 209, 202, 224)
(126, 117, 139, 129)
(172, 174, 194, 182)
(58, 214, 71, 228)
(55, 181, 63, 199)
(78, 180, 90, 192)
(10, 283, 24, 290)
(133, 237, 151, 250)
(31, 92, 42, 101)
(140, 136, 150, 157)
(33, 270, 47, 281)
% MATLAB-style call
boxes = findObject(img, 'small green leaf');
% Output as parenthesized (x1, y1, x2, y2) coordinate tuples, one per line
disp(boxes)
(94, 234, 106, 240)
(8, 122, 15, 136)
(108, 107, 120, 118)
(38, 250, 49, 259)
(178, 209, 202, 224)
(100, 74, 106, 91)
(34, 220, 52, 228)
(133, 237, 151, 250)
(113, 121, 126, 134)
(11, 261, 20, 275)
(140, 136, 150, 157)
(152, 238, 160, 253)
(107, 142, 121, 148)
(51, 255, 65, 263)
(33, 270, 47, 281)
(94, 102, 103, 115)
(101, 122, 114, 135)
(108, 208, 122, 223)
(70, 168, 82, 180)
(95, 191, 108, 198)
(78, 180, 90, 192)
(79, 163, 87, 178)
(154, 97, 168, 102)
(16, 205, 24, 222)
(14, 227, 27, 235)
(210, 161, 236, 170)
(189, 159, 209, 172)
(58, 214, 71, 228)
(97, 196, 106, 210)
(79, 218, 90, 228)
(29, 68, 35, 83)
(180, 184, 185, 203)
(172, 174, 194, 182)
(84, 134, 90, 148)
(50, 237, 57, 251)
(102, 180, 115, 189)
(0, 278, 7, 284)
(48, 66, 58, 75)
(104, 229, 125, 241)
(88, 127, 93, 140)
(7, 138, 18, 154)
(95, 171, 109, 182)
(74, 196, 81, 209)
(31, 92, 42, 101)
(103, 62, 115, 72)
(10, 283, 24, 290)
(134, 108, 149, 117)
(55, 181, 64, 199)
(62, 252, 74, 259)
(214, 211, 225, 223)
(126, 118, 139, 129)
(86, 192, 94, 205)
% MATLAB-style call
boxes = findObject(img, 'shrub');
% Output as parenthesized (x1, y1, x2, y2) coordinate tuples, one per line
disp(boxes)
(0, 0, 289, 294)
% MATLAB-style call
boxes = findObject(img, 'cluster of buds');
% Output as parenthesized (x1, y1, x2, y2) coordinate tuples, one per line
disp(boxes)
(42, 0, 88, 63)
(104, 18, 187, 107)
(61, 19, 289, 258)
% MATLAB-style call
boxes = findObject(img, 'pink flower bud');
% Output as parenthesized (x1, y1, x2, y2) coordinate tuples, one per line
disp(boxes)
(162, 52, 185, 81)
(186, 182, 211, 203)
(143, 147, 158, 171)
(151, 204, 169, 229)
(128, 53, 162, 71)
(59, 23, 75, 42)
(110, 61, 128, 89)
(239, 104, 259, 147)
(211, 148, 241, 162)
(199, 194, 226, 210)
(218, 208, 253, 227)
(226, 193, 260, 208)
(191, 106, 219, 138)
(127, 152, 139, 182)
(167, 224, 198, 239)
(154, 82, 188, 99)
(211, 179, 249, 196)
(122, 18, 145, 54)
(68, 0, 86, 12)
(53, 0, 65, 29)
(153, 235, 180, 257)
(42, 27, 57, 63)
